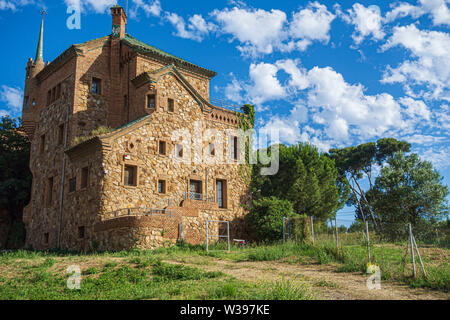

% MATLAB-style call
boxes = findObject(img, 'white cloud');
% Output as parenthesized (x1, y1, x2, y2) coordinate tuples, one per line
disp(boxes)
(420, 147, 450, 169)
(228, 60, 408, 146)
(0, 0, 35, 11)
(248, 63, 286, 104)
(289, 1, 335, 50)
(0, 85, 23, 112)
(212, 6, 287, 56)
(275, 59, 309, 91)
(211, 2, 335, 56)
(386, 0, 450, 26)
(306, 66, 404, 139)
(399, 97, 431, 120)
(166, 12, 216, 42)
(64, 0, 117, 13)
(381, 24, 450, 101)
(338, 3, 385, 45)
(130, 0, 161, 18)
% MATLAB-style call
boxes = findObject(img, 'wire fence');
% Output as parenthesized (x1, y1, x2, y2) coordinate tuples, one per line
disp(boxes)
(282, 216, 449, 281)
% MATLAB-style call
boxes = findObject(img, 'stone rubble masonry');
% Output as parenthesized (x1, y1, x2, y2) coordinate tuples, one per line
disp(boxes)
(21, 6, 252, 252)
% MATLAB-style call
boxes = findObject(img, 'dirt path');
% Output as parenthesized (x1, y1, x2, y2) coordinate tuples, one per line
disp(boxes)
(165, 257, 449, 300)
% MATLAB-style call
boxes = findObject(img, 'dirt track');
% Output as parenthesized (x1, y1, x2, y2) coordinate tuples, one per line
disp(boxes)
(166, 257, 449, 300)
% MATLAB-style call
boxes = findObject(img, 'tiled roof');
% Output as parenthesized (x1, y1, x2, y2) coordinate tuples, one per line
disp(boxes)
(122, 34, 217, 78)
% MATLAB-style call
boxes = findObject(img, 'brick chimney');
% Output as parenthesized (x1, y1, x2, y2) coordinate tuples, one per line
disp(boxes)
(109, 6, 127, 127)
(111, 5, 127, 39)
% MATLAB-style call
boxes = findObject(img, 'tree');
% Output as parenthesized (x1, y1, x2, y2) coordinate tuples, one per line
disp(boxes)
(0, 116, 32, 248)
(329, 138, 411, 230)
(252, 143, 343, 221)
(246, 197, 296, 242)
(371, 152, 449, 239)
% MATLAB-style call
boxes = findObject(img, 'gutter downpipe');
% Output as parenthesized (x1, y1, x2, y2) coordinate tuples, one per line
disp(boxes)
(57, 107, 69, 249)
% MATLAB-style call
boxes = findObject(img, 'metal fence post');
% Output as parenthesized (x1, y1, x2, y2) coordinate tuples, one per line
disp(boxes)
(227, 221, 231, 253)
(366, 220, 371, 262)
(409, 224, 416, 278)
(335, 216, 339, 249)
(206, 221, 209, 252)
(412, 233, 427, 278)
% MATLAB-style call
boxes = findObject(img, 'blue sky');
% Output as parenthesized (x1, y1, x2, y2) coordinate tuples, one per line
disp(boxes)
(0, 0, 448, 227)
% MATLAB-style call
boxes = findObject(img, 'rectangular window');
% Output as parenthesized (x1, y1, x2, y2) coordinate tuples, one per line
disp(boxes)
(78, 226, 85, 239)
(216, 180, 227, 209)
(159, 141, 167, 155)
(40, 135, 45, 154)
(158, 180, 166, 194)
(124, 165, 137, 186)
(190, 180, 202, 200)
(24, 96, 29, 108)
(209, 143, 215, 156)
(56, 83, 61, 99)
(168, 98, 175, 112)
(47, 91, 51, 105)
(47, 177, 53, 206)
(177, 144, 184, 158)
(91, 78, 102, 95)
(81, 167, 89, 189)
(69, 177, 76, 193)
(44, 233, 49, 244)
(58, 124, 65, 146)
(51, 87, 56, 103)
(231, 136, 238, 160)
(147, 94, 156, 109)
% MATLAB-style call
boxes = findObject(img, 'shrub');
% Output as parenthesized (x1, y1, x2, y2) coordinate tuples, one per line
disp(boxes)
(246, 197, 296, 242)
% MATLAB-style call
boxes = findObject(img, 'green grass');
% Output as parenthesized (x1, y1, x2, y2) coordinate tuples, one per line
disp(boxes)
(0, 250, 312, 300)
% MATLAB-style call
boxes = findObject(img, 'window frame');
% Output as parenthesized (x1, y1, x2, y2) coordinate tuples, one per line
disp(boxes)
(91, 77, 102, 95)
(80, 166, 89, 190)
(122, 163, 139, 187)
(216, 179, 228, 209)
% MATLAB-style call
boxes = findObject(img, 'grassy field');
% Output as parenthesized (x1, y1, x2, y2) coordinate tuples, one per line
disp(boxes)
(0, 238, 448, 300)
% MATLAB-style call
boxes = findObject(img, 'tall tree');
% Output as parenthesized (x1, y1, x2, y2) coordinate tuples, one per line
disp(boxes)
(329, 138, 411, 230)
(372, 152, 449, 229)
(0, 116, 32, 247)
(252, 143, 343, 221)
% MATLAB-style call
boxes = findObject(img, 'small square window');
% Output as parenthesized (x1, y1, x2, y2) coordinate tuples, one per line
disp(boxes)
(158, 180, 166, 194)
(159, 141, 167, 155)
(91, 78, 102, 95)
(147, 94, 156, 109)
(78, 226, 85, 239)
(69, 177, 76, 193)
(168, 98, 175, 112)
(81, 167, 89, 189)
(124, 165, 137, 186)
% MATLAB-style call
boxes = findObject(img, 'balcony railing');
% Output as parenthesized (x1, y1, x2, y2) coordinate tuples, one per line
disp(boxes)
(104, 208, 174, 220)
(185, 192, 215, 202)
(209, 98, 241, 113)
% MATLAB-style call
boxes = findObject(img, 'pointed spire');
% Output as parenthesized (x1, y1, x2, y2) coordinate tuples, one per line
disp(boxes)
(35, 9, 47, 63)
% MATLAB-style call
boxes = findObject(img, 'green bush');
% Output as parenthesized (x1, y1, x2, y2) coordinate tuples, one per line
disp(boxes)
(246, 197, 296, 242)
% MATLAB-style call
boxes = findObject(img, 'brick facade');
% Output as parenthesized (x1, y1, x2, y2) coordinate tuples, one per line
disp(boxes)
(21, 6, 251, 251)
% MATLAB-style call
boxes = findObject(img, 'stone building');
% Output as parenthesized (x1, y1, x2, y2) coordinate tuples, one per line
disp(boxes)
(21, 6, 252, 251)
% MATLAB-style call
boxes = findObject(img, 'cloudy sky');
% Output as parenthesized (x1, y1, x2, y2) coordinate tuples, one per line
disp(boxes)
(0, 0, 448, 224)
